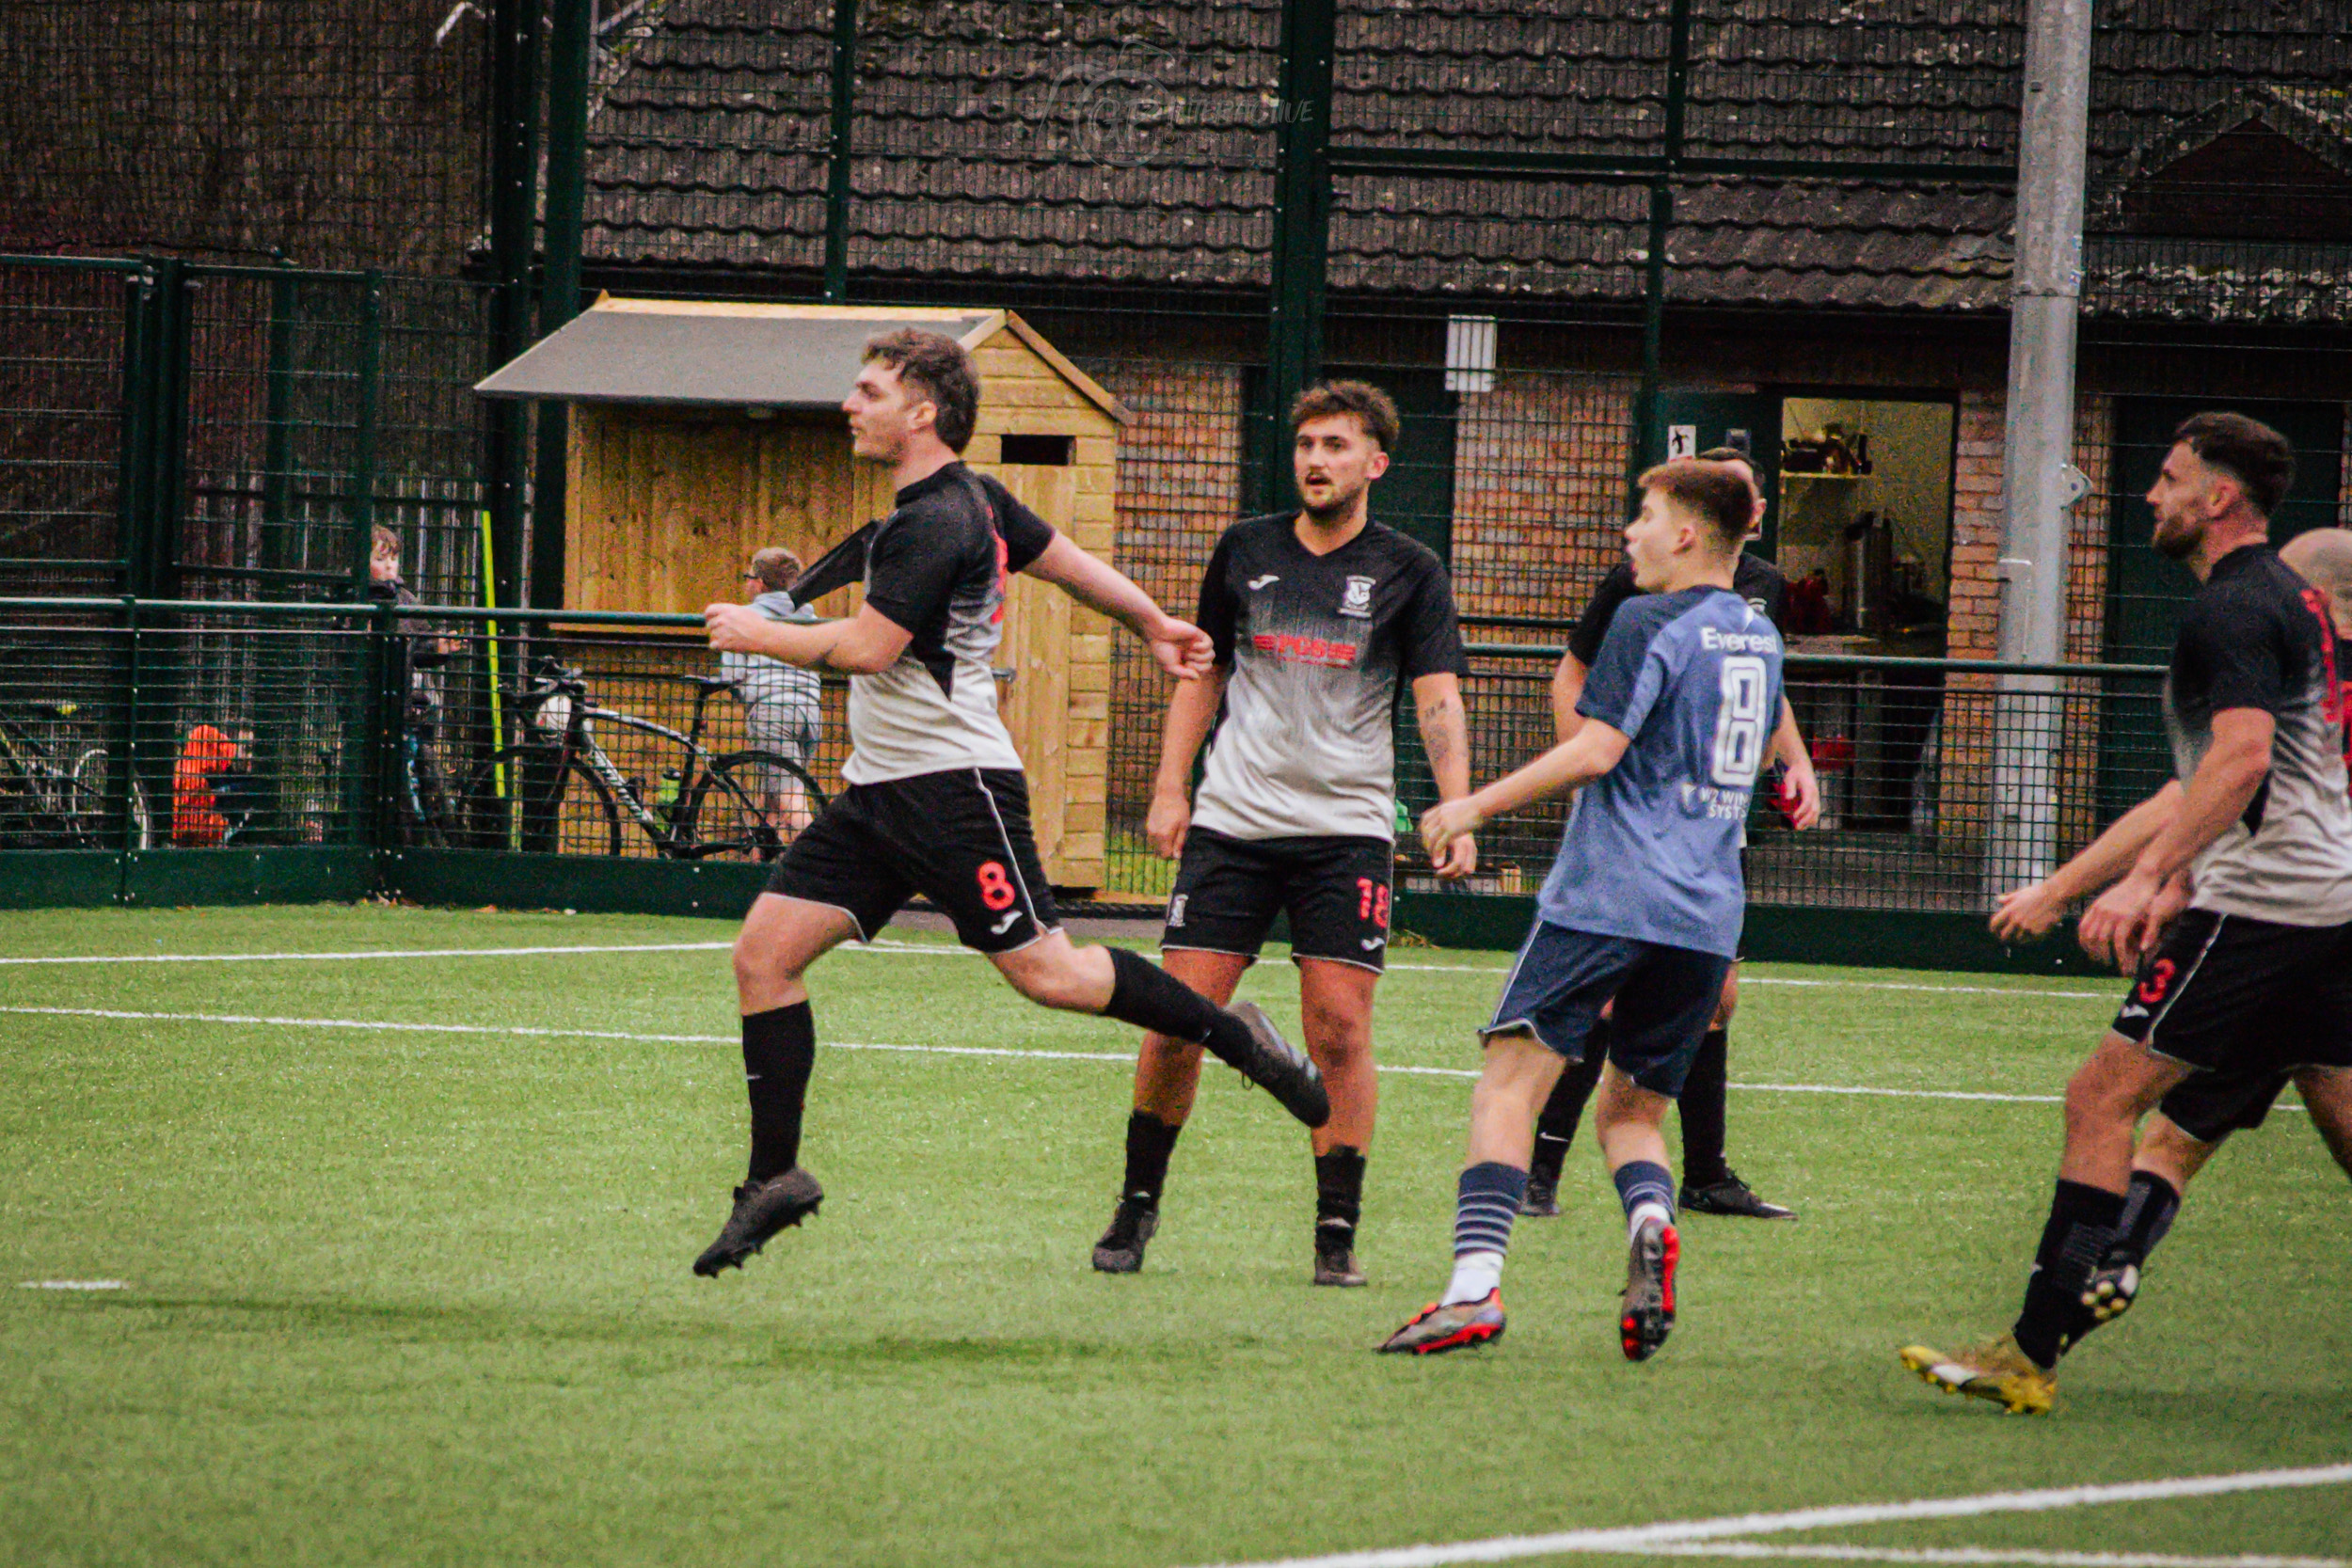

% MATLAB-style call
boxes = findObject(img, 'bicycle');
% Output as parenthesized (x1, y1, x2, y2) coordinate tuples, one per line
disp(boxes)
(0, 699, 151, 849)
(457, 656, 824, 861)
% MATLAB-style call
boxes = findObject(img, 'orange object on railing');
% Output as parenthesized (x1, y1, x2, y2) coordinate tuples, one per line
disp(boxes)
(171, 724, 237, 846)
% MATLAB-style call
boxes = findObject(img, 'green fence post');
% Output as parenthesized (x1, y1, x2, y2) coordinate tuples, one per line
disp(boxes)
(109, 596, 143, 876)
(349, 274, 383, 599)
(1263, 0, 1336, 514)
(1633, 0, 1692, 480)
(147, 258, 192, 600)
(262, 262, 297, 586)
(485, 0, 542, 614)
(531, 0, 592, 612)
(821, 0, 859, 302)
(115, 265, 158, 598)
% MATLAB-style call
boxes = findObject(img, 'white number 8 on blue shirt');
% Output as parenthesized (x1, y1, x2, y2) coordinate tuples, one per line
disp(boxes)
(1710, 655, 1769, 786)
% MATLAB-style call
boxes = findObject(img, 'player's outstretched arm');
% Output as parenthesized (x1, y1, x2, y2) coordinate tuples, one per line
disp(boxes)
(1413, 672, 1478, 879)
(1021, 533, 1212, 681)
(2078, 708, 2273, 970)
(1990, 780, 2183, 943)
(703, 601, 912, 674)
(1421, 721, 1629, 865)
(1147, 670, 1226, 859)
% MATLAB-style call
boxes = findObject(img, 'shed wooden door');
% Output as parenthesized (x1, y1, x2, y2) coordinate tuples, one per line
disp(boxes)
(988, 463, 1104, 889)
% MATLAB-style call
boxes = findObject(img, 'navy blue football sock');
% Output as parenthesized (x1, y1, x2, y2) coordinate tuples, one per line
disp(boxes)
(1613, 1159, 1677, 1237)
(1441, 1161, 1527, 1304)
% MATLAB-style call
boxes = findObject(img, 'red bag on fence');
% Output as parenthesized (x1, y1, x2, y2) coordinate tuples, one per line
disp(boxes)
(172, 724, 237, 847)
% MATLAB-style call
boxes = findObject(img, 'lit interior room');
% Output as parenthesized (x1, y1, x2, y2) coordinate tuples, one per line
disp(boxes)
(1775, 397, 1957, 832)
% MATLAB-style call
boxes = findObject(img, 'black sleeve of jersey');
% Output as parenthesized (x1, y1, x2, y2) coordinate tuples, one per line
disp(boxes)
(1195, 531, 1241, 665)
(1399, 553, 1470, 681)
(1738, 553, 1788, 629)
(1566, 562, 1639, 667)
(977, 473, 1057, 573)
(862, 515, 965, 635)
(2182, 593, 2293, 717)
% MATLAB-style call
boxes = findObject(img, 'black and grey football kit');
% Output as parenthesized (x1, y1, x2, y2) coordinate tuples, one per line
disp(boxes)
(2110, 546, 2352, 1081)
(766, 463, 1063, 954)
(2151, 626, 2352, 1142)
(1163, 514, 1467, 973)
(1567, 554, 1787, 670)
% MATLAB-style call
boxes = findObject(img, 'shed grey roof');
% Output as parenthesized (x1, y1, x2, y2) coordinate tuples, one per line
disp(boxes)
(580, 1, 2352, 321)
(475, 304, 995, 404)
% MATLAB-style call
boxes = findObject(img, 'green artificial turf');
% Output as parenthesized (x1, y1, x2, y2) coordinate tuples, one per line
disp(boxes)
(1, 906, 2346, 1568)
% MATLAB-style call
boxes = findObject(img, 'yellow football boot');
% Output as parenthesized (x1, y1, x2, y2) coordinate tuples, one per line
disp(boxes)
(1898, 1333, 2057, 1415)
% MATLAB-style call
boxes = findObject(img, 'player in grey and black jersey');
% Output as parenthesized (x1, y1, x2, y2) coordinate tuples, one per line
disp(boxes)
(1090, 381, 1477, 1289)
(691, 329, 1330, 1284)
(1908, 412, 2352, 1415)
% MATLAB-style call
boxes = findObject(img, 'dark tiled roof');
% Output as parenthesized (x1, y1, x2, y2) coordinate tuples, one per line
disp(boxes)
(583, 1, 2352, 320)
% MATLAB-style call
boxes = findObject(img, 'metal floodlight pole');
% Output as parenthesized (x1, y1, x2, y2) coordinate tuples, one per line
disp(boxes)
(532, 0, 595, 610)
(822, 0, 859, 303)
(1264, 0, 1337, 513)
(485, 0, 544, 614)
(1987, 0, 2094, 898)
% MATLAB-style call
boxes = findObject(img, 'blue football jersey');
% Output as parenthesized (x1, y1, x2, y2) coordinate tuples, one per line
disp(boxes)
(1534, 586, 1785, 958)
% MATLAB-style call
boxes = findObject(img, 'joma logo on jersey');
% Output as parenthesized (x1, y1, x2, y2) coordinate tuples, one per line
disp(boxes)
(1339, 575, 1376, 618)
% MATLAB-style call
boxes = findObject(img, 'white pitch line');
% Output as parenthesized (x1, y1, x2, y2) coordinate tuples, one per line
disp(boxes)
(0, 942, 734, 966)
(1180, 1463, 2352, 1568)
(1632, 1546, 2342, 1568)
(0, 938, 2122, 1005)
(0, 1005, 2113, 1107)
(16, 1280, 127, 1291)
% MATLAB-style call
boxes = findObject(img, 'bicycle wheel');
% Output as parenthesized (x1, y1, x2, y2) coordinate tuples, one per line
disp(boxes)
(68, 747, 151, 850)
(682, 750, 827, 862)
(459, 746, 624, 857)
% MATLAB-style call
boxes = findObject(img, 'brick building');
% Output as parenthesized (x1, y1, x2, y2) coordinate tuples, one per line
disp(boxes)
(576, 0, 2352, 896)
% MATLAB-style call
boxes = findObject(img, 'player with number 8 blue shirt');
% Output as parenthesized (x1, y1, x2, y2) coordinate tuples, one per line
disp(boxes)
(1378, 459, 1782, 1360)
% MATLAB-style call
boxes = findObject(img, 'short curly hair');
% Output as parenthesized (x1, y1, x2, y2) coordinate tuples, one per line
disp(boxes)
(863, 328, 980, 452)
(1290, 380, 1401, 453)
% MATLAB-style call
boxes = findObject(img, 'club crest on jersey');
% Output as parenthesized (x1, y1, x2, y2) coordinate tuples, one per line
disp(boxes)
(1340, 575, 1376, 618)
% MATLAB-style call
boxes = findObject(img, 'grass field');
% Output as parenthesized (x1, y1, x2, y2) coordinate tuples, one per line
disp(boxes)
(2, 904, 2347, 1568)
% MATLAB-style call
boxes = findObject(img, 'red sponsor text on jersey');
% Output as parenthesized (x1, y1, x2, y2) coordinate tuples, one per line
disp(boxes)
(1251, 631, 1359, 667)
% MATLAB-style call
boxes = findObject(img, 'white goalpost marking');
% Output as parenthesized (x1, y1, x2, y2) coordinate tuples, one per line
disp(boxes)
(1176, 1463, 2352, 1568)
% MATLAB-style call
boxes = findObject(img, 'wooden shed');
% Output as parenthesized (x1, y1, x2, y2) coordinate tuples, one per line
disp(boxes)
(475, 299, 1130, 890)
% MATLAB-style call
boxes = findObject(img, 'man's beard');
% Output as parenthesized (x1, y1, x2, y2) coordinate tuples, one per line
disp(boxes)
(1300, 477, 1366, 523)
(2152, 510, 2202, 561)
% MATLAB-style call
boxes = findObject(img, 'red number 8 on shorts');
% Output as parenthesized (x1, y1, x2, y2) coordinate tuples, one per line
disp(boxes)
(977, 861, 1018, 911)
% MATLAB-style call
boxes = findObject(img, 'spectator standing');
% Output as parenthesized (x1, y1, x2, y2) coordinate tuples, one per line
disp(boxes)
(722, 547, 825, 831)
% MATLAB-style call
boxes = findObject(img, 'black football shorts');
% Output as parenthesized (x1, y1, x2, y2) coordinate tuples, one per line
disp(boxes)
(765, 766, 1059, 954)
(1162, 827, 1396, 973)
(2111, 908, 2352, 1080)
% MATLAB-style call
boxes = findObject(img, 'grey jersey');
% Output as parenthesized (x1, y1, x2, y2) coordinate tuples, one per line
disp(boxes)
(842, 465, 1056, 786)
(1190, 515, 1467, 841)
(2164, 545, 2352, 926)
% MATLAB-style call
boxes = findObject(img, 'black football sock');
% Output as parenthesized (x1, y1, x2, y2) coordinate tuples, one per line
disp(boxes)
(1315, 1145, 1366, 1246)
(2011, 1179, 2126, 1370)
(2108, 1170, 2183, 1268)
(1531, 1021, 1608, 1182)
(1679, 1028, 1732, 1187)
(1120, 1111, 1183, 1205)
(1101, 946, 1261, 1068)
(741, 1003, 817, 1183)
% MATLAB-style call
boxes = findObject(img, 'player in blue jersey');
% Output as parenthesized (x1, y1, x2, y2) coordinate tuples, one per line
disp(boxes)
(1377, 459, 1783, 1360)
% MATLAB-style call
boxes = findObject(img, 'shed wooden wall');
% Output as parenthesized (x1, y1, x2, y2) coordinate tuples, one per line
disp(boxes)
(561, 325, 1119, 889)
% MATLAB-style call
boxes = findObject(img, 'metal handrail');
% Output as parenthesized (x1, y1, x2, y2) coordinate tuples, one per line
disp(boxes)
(0, 598, 2170, 679)
(1465, 641, 2167, 678)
